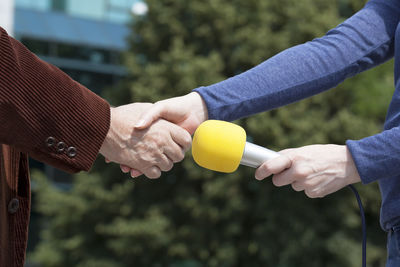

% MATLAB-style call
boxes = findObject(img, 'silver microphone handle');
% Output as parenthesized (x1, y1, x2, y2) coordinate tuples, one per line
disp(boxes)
(240, 142, 280, 168)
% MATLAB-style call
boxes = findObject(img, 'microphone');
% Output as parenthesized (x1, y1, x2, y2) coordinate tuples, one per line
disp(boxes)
(192, 120, 280, 173)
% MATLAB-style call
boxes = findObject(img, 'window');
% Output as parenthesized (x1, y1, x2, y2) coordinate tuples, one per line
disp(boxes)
(56, 43, 113, 64)
(62, 69, 119, 93)
(51, 0, 66, 12)
(20, 38, 50, 56)
(15, 0, 51, 11)
(67, 0, 106, 20)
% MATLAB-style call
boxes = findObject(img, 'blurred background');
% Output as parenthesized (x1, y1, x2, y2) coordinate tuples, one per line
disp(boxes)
(1, 0, 395, 266)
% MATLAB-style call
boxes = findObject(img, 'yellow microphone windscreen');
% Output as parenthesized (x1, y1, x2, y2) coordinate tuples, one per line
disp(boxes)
(192, 120, 246, 173)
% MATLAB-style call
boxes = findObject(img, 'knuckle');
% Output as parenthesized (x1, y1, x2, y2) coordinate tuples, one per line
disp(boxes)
(290, 152, 305, 162)
(141, 140, 156, 154)
(261, 163, 270, 172)
(258, 163, 271, 176)
(305, 189, 320, 199)
(182, 137, 192, 151)
(166, 161, 173, 171)
(303, 180, 314, 187)
(314, 189, 325, 198)
(272, 176, 282, 187)
(150, 173, 161, 179)
(150, 147, 164, 160)
(151, 102, 164, 114)
(290, 183, 298, 191)
(305, 190, 315, 198)
(161, 160, 173, 172)
(294, 166, 309, 179)
(173, 150, 185, 163)
(146, 167, 161, 179)
(154, 135, 165, 147)
(291, 183, 302, 192)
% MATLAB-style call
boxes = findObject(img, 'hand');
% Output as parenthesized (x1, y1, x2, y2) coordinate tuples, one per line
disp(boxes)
(255, 144, 361, 198)
(118, 92, 208, 177)
(134, 92, 209, 135)
(100, 103, 192, 178)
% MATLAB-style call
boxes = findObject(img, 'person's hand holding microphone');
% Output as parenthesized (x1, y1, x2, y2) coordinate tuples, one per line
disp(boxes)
(191, 120, 361, 198)
(256, 145, 361, 198)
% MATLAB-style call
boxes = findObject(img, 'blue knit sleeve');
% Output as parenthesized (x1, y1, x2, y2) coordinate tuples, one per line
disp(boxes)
(194, 0, 400, 121)
(346, 126, 400, 184)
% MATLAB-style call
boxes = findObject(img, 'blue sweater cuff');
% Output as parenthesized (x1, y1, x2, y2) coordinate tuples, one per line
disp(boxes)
(193, 87, 220, 120)
(346, 139, 378, 184)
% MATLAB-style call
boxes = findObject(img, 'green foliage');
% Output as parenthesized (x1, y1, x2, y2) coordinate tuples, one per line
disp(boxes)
(31, 0, 391, 266)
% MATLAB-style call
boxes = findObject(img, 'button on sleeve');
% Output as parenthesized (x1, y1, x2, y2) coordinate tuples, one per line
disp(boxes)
(56, 142, 66, 153)
(46, 137, 55, 147)
(8, 198, 19, 214)
(67, 147, 77, 158)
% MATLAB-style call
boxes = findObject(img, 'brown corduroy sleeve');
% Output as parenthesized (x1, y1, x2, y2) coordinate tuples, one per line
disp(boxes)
(0, 27, 111, 173)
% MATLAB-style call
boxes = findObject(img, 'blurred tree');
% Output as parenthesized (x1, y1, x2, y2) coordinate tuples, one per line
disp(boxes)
(30, 0, 392, 266)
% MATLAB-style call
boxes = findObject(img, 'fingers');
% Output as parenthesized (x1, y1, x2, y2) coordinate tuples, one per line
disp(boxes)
(157, 154, 174, 172)
(163, 142, 185, 163)
(272, 164, 312, 187)
(130, 169, 142, 178)
(106, 101, 193, 180)
(255, 154, 292, 180)
(274, 168, 326, 198)
(291, 181, 303, 192)
(120, 120, 189, 179)
(120, 165, 143, 178)
(120, 165, 131, 173)
(134, 99, 183, 129)
(134, 104, 164, 129)
(290, 177, 321, 192)
(134, 93, 201, 131)
(126, 166, 165, 179)
(121, 155, 171, 179)
(169, 123, 192, 153)
(120, 165, 165, 179)
(142, 166, 162, 179)
(119, 155, 163, 179)
(263, 145, 355, 198)
(161, 121, 191, 162)
(121, 154, 172, 179)
(291, 181, 321, 198)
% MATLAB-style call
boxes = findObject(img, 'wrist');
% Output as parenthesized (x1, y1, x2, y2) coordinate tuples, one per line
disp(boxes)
(187, 92, 208, 123)
(344, 145, 361, 185)
(99, 107, 116, 157)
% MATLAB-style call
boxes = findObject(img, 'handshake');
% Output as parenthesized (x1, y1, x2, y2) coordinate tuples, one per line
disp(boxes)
(99, 92, 361, 198)
(99, 92, 207, 179)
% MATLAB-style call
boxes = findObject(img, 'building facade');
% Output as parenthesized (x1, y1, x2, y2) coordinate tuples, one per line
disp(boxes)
(14, 0, 136, 95)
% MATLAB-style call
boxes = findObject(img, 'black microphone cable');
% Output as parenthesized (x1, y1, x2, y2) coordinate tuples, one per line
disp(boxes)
(348, 185, 366, 267)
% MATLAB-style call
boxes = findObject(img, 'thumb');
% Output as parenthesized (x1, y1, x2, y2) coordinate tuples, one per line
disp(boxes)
(255, 154, 292, 180)
(134, 104, 163, 129)
(135, 100, 187, 129)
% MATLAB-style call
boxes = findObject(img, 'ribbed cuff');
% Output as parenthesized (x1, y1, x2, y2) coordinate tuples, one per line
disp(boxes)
(346, 139, 377, 184)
